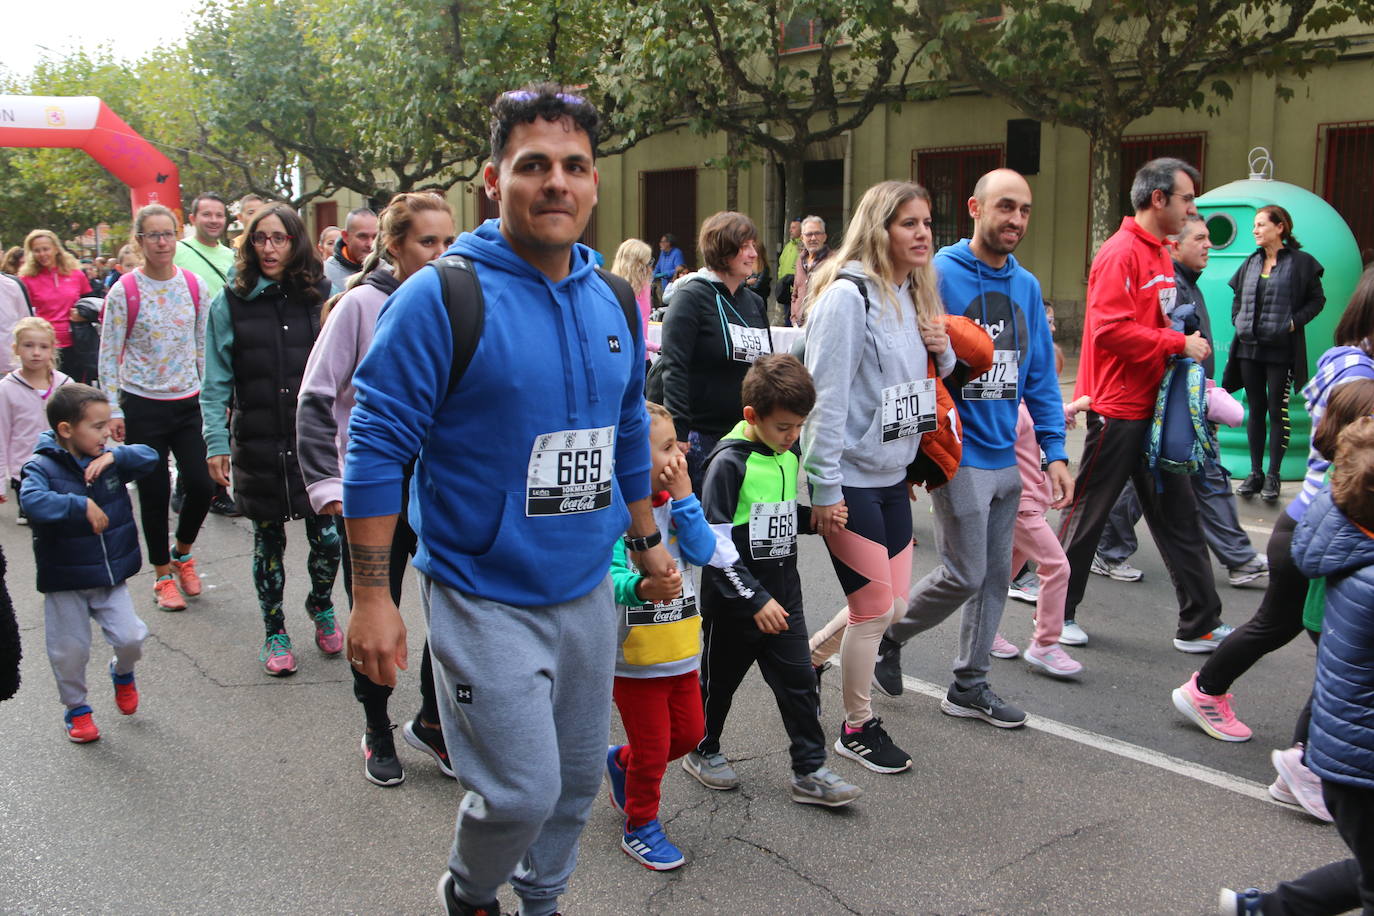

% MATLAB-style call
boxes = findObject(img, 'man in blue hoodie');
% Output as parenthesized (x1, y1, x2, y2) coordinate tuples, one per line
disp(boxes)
(341, 86, 674, 916)
(874, 169, 1072, 727)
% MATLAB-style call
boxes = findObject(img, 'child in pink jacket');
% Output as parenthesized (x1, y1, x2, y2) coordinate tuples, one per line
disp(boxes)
(0, 317, 72, 521)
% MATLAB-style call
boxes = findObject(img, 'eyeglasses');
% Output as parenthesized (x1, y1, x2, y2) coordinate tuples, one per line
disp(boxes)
(1165, 191, 1196, 205)
(802, 231, 825, 238)
(138, 231, 176, 243)
(251, 232, 293, 248)
(501, 89, 588, 107)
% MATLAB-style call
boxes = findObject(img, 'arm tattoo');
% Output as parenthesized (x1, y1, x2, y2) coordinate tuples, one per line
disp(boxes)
(349, 544, 392, 588)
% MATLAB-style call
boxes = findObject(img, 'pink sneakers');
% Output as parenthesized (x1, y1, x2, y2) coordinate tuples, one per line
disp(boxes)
(1024, 643, 1083, 679)
(990, 633, 1020, 659)
(154, 576, 187, 611)
(261, 633, 298, 677)
(1171, 673, 1252, 741)
(1271, 746, 1333, 823)
(313, 608, 343, 656)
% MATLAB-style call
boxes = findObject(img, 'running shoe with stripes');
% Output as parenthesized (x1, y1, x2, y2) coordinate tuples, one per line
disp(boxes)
(437, 872, 500, 916)
(1171, 672, 1251, 741)
(605, 744, 627, 813)
(941, 682, 1027, 728)
(834, 717, 911, 773)
(621, 818, 685, 870)
(1271, 745, 1333, 823)
(791, 766, 863, 807)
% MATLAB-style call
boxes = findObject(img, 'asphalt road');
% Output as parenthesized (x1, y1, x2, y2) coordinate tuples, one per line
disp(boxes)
(0, 436, 1349, 914)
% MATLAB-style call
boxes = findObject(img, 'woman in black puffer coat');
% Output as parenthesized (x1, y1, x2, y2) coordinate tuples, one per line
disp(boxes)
(1224, 205, 1325, 503)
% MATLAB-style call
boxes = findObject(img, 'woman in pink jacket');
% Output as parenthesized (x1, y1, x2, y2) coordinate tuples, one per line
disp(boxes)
(18, 230, 91, 378)
(296, 191, 456, 789)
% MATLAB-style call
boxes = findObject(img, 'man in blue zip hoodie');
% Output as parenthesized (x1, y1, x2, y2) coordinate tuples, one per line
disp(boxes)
(342, 86, 673, 916)
(876, 169, 1073, 726)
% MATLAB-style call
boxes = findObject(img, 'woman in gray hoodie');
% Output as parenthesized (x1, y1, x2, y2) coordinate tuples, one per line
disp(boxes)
(297, 192, 457, 789)
(802, 181, 955, 776)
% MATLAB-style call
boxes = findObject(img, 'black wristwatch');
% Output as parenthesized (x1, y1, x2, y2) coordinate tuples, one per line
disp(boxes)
(623, 531, 662, 552)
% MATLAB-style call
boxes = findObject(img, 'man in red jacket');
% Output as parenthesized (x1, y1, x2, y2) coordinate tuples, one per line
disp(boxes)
(1057, 157, 1232, 653)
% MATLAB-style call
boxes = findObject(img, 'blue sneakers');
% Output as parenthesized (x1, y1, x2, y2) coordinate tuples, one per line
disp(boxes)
(605, 744, 627, 813)
(1218, 887, 1264, 914)
(621, 818, 685, 871)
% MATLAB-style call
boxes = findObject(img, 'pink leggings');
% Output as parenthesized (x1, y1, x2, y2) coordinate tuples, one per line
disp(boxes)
(1011, 507, 1068, 647)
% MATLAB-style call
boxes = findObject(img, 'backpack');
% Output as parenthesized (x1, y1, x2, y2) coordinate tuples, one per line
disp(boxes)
(1145, 356, 1213, 480)
(429, 256, 640, 395)
(106, 269, 203, 360)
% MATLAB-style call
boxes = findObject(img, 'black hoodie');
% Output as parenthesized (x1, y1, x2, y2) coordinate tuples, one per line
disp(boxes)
(657, 272, 772, 440)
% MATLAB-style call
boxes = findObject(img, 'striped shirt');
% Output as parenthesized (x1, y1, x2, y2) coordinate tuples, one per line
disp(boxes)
(1290, 345, 1374, 522)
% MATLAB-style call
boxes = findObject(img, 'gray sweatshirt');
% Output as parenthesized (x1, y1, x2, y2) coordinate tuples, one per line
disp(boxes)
(801, 261, 954, 505)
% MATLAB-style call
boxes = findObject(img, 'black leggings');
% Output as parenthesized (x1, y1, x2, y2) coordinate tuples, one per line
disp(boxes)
(121, 392, 214, 567)
(336, 472, 438, 730)
(1237, 357, 1292, 475)
(1197, 512, 1307, 697)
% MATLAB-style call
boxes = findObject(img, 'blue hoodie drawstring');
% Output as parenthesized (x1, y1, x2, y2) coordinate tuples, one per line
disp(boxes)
(973, 257, 1020, 357)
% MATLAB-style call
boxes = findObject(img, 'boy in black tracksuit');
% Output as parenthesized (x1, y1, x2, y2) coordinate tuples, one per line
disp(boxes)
(680, 354, 861, 807)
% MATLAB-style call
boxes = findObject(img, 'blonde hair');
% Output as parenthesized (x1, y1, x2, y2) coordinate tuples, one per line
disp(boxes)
(804, 181, 943, 326)
(611, 239, 653, 296)
(645, 400, 672, 423)
(12, 316, 58, 369)
(19, 230, 80, 278)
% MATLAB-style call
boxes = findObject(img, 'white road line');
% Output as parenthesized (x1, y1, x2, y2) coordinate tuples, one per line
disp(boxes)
(868, 668, 1279, 805)
(1241, 522, 1275, 538)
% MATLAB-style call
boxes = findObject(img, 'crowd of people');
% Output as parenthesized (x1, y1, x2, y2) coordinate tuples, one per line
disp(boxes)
(1, 83, 1372, 916)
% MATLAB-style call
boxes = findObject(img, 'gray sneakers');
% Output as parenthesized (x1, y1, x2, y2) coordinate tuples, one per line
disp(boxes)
(791, 766, 862, 807)
(681, 750, 740, 790)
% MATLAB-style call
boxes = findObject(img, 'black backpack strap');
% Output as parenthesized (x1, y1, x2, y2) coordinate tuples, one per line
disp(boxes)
(837, 271, 872, 313)
(595, 267, 641, 345)
(431, 256, 486, 396)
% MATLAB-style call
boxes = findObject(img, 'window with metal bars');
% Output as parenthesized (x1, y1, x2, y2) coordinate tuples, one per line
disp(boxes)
(1317, 122, 1374, 260)
(913, 145, 1004, 250)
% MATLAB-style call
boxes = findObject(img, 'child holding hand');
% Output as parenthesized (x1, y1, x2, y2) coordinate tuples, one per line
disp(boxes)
(606, 401, 739, 871)
(684, 354, 862, 808)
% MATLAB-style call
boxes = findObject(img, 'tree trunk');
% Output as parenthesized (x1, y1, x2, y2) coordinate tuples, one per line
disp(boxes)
(782, 156, 806, 231)
(1087, 125, 1125, 260)
(725, 133, 741, 212)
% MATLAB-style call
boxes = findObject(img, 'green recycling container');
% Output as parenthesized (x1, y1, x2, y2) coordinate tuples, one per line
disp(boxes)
(1195, 178, 1363, 480)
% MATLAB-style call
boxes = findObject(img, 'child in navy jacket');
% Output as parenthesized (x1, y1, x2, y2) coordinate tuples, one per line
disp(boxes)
(20, 384, 158, 742)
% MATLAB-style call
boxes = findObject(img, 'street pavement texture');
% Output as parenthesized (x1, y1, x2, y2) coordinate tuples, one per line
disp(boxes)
(0, 427, 1348, 914)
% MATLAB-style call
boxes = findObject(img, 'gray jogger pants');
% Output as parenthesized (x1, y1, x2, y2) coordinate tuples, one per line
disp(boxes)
(44, 583, 147, 709)
(887, 465, 1022, 689)
(421, 573, 616, 916)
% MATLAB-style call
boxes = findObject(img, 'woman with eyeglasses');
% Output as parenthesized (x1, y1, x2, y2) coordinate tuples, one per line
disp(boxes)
(201, 203, 341, 677)
(97, 204, 215, 612)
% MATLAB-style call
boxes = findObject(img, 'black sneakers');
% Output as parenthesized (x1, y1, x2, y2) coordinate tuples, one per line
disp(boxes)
(208, 491, 240, 517)
(1236, 472, 1263, 498)
(1261, 473, 1281, 503)
(833, 717, 912, 773)
(940, 682, 1027, 728)
(438, 872, 502, 916)
(403, 718, 456, 778)
(362, 724, 405, 787)
(871, 636, 904, 698)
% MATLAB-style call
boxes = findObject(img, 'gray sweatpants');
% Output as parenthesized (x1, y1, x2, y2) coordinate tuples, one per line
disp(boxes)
(888, 465, 1022, 689)
(422, 573, 616, 916)
(44, 583, 148, 708)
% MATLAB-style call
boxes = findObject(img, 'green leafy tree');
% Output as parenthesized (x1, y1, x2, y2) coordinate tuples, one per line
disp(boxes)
(908, 0, 1374, 251)
(608, 0, 933, 229)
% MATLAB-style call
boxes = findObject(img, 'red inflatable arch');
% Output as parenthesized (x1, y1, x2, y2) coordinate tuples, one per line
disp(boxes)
(0, 95, 182, 219)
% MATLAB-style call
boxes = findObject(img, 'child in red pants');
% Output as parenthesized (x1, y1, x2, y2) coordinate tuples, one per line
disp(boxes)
(606, 402, 738, 871)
